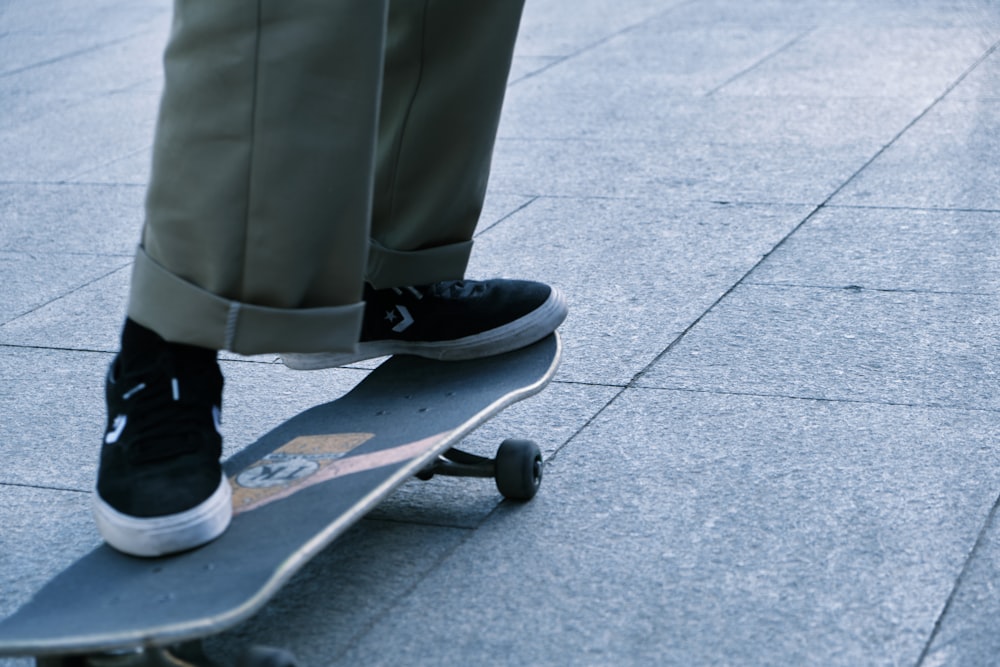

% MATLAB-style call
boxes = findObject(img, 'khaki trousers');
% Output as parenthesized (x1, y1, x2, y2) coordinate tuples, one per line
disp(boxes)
(128, 0, 525, 355)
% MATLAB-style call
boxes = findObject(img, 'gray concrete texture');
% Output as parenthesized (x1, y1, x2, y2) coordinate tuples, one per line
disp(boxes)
(1, 0, 999, 665)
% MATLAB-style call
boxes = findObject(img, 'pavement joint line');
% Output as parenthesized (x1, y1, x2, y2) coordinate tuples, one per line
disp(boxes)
(741, 282, 998, 297)
(0, 251, 134, 260)
(57, 179, 150, 187)
(627, 384, 1000, 415)
(0, 343, 113, 354)
(0, 262, 131, 327)
(916, 489, 1000, 666)
(0, 481, 88, 495)
(487, 190, 655, 202)
(707, 199, 817, 208)
(327, 514, 491, 665)
(0, 31, 156, 79)
(544, 385, 628, 467)
(622, 211, 823, 392)
(704, 26, 819, 97)
(486, 192, 821, 208)
(551, 378, 628, 390)
(823, 202, 1000, 214)
(708, 199, 1000, 214)
(66, 144, 153, 183)
(0, 180, 146, 188)
(473, 195, 540, 236)
(540, 379, 633, 468)
(358, 515, 476, 532)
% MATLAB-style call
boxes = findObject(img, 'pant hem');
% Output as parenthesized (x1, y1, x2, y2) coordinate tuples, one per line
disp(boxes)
(365, 239, 472, 289)
(127, 247, 363, 355)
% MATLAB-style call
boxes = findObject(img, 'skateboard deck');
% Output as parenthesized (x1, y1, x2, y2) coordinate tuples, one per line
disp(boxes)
(0, 333, 561, 664)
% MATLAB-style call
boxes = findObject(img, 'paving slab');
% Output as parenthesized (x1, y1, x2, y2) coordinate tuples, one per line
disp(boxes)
(0, 265, 131, 353)
(0, 88, 160, 183)
(513, 0, 682, 59)
(517, 19, 808, 99)
(646, 0, 825, 29)
(637, 283, 1000, 410)
(0, 485, 98, 620)
(0, 183, 144, 256)
(661, 0, 1000, 31)
(68, 148, 152, 186)
(489, 132, 891, 204)
(717, 25, 991, 101)
(0, 0, 168, 78)
(203, 520, 470, 667)
(0, 485, 96, 666)
(0, 29, 167, 132)
(324, 389, 1000, 666)
(748, 206, 1000, 294)
(0, 348, 108, 490)
(832, 96, 1000, 211)
(500, 82, 927, 148)
(949, 45, 1000, 101)
(469, 197, 812, 385)
(921, 501, 1000, 667)
(0, 252, 129, 325)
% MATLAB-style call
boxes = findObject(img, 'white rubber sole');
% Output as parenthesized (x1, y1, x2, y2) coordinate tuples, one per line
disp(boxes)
(282, 286, 568, 371)
(93, 474, 232, 557)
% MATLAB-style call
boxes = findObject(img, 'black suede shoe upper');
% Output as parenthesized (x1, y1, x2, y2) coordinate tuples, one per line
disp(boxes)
(97, 329, 224, 519)
(361, 279, 554, 343)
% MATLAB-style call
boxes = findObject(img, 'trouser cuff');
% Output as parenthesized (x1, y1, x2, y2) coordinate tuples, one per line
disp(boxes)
(127, 248, 363, 356)
(365, 239, 473, 289)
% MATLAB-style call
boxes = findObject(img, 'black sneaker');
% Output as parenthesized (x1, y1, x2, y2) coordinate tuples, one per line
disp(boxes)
(282, 279, 567, 370)
(93, 324, 231, 557)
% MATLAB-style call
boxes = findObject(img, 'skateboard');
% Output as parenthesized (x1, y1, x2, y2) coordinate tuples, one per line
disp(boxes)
(0, 333, 561, 667)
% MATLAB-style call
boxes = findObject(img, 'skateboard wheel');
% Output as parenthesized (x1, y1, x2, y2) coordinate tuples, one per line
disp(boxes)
(239, 646, 299, 667)
(494, 438, 542, 501)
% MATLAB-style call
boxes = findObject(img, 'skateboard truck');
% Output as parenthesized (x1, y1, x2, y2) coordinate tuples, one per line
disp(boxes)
(416, 438, 543, 501)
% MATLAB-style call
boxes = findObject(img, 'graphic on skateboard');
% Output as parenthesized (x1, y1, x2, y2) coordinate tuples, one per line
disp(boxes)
(0, 333, 561, 667)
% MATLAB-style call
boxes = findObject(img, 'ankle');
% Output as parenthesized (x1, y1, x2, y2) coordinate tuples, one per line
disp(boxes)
(118, 319, 218, 375)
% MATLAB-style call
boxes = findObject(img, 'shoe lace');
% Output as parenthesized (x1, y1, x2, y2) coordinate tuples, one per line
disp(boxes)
(112, 349, 221, 463)
(384, 280, 486, 301)
(427, 280, 486, 299)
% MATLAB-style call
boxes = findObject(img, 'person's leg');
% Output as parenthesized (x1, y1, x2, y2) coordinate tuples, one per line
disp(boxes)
(282, 0, 567, 370)
(366, 0, 526, 287)
(131, 0, 387, 356)
(96, 0, 388, 557)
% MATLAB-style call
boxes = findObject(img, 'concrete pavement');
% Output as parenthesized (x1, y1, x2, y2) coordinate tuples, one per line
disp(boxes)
(2, 0, 1000, 664)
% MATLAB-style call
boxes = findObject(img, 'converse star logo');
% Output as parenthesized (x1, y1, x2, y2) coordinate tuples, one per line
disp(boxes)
(105, 415, 127, 445)
(385, 306, 414, 333)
